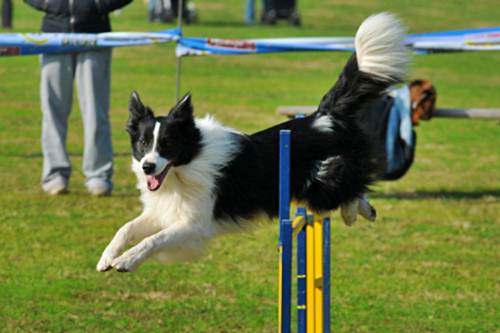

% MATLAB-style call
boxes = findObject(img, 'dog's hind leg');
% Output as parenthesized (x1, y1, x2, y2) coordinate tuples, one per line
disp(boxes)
(340, 196, 377, 226)
(110, 222, 208, 272)
(96, 214, 160, 272)
(340, 199, 358, 226)
(358, 195, 376, 222)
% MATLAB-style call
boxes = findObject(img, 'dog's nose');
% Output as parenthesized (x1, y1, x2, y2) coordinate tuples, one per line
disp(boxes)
(142, 162, 156, 175)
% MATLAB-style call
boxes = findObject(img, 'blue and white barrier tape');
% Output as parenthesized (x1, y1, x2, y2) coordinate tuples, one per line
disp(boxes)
(1, 26, 499, 57)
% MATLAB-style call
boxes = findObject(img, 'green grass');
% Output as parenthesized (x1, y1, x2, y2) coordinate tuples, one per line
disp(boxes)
(1, 0, 499, 332)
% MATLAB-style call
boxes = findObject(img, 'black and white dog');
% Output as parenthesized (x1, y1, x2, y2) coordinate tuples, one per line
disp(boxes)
(97, 13, 409, 272)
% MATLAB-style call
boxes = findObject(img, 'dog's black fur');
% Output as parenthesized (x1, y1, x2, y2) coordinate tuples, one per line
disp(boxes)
(128, 53, 396, 223)
(213, 54, 387, 222)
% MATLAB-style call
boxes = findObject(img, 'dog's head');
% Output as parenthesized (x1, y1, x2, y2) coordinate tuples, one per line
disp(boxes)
(127, 91, 202, 191)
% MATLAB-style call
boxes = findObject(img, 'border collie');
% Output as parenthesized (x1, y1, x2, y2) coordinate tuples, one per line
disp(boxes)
(97, 13, 409, 272)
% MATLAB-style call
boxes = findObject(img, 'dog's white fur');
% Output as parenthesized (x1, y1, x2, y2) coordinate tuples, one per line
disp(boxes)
(355, 12, 408, 81)
(140, 122, 169, 175)
(97, 116, 242, 271)
(311, 115, 334, 133)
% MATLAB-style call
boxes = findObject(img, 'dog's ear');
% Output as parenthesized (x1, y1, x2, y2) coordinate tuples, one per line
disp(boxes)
(128, 91, 153, 135)
(129, 91, 154, 120)
(168, 92, 193, 121)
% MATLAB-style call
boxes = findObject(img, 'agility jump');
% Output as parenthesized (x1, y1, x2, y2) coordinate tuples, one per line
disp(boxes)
(278, 129, 331, 333)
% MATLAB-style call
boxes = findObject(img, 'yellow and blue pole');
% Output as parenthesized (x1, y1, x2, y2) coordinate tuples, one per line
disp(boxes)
(314, 215, 324, 333)
(306, 212, 316, 333)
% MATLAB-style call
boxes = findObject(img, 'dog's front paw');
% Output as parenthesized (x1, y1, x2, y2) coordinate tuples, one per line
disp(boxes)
(111, 253, 141, 273)
(96, 252, 115, 272)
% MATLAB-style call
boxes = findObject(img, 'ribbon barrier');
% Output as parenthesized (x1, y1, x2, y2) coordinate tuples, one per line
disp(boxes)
(176, 27, 500, 56)
(2, 26, 499, 58)
(0, 28, 180, 56)
(176, 36, 354, 57)
(407, 27, 500, 53)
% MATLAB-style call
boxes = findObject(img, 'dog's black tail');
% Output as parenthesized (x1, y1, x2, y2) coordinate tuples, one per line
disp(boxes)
(317, 13, 409, 117)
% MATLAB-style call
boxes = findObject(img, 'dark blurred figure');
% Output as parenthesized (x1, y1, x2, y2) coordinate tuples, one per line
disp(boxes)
(359, 79, 436, 180)
(261, 0, 300, 26)
(1, 0, 12, 28)
(148, 0, 197, 24)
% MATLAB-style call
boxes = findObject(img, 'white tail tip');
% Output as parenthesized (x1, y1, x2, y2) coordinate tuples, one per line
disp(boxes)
(355, 12, 409, 81)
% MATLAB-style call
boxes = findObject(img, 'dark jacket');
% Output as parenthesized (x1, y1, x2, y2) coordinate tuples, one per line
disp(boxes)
(24, 0, 132, 33)
(358, 95, 416, 181)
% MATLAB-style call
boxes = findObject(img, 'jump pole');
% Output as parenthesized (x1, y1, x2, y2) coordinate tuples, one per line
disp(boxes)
(276, 105, 500, 119)
(175, 0, 184, 102)
(296, 207, 307, 333)
(278, 130, 292, 333)
(278, 129, 331, 333)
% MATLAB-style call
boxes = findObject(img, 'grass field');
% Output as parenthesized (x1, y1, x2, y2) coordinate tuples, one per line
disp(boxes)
(1, 1, 499, 332)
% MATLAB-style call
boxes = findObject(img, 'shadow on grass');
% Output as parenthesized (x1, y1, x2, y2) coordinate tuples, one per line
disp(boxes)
(373, 189, 500, 200)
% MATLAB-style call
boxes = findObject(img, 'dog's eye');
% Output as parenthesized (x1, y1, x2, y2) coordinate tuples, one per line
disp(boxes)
(139, 138, 147, 146)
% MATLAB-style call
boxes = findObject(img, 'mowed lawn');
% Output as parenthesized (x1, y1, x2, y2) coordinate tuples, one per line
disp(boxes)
(1, 1, 499, 332)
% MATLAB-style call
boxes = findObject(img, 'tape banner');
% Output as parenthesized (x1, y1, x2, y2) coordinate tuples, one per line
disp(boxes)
(176, 27, 500, 57)
(177, 36, 355, 57)
(407, 27, 500, 53)
(0, 29, 180, 57)
(1, 26, 499, 57)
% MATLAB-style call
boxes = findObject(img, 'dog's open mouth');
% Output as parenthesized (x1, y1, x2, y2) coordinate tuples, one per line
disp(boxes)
(146, 163, 172, 191)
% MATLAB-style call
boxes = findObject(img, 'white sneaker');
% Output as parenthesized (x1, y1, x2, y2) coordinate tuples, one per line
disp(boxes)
(86, 179, 112, 197)
(43, 177, 68, 196)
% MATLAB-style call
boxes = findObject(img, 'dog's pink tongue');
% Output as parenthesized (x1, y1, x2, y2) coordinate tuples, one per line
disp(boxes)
(146, 175, 160, 191)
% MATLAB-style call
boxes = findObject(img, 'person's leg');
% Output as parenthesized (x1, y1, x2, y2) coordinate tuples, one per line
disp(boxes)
(171, 0, 189, 21)
(245, 0, 255, 24)
(75, 49, 113, 196)
(147, 0, 156, 21)
(1, 0, 13, 28)
(40, 53, 75, 194)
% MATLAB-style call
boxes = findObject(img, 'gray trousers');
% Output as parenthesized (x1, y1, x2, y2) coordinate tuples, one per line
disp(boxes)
(40, 49, 113, 188)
